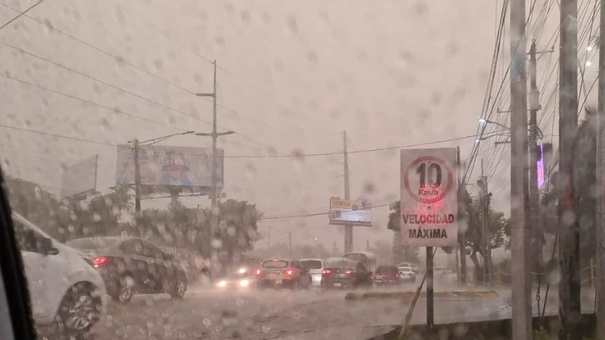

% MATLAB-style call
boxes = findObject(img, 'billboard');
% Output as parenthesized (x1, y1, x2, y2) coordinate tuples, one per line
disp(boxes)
(329, 197, 372, 227)
(115, 144, 223, 194)
(61, 155, 98, 199)
(400, 148, 458, 247)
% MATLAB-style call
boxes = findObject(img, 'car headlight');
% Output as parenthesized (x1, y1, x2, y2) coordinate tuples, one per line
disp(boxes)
(216, 280, 227, 288)
(239, 279, 250, 287)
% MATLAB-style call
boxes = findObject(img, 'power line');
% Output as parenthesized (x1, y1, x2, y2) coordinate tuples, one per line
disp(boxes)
(262, 202, 392, 221)
(224, 133, 485, 159)
(0, 0, 44, 31)
(0, 2, 284, 154)
(0, 73, 188, 132)
(0, 41, 215, 128)
(0, 123, 116, 146)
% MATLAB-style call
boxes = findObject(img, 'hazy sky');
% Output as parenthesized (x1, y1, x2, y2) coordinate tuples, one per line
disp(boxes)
(0, 0, 596, 252)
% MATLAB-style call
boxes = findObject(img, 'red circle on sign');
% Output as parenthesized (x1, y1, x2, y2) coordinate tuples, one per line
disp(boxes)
(403, 156, 454, 204)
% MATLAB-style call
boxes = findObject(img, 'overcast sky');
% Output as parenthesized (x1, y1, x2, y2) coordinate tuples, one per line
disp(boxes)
(0, 0, 597, 252)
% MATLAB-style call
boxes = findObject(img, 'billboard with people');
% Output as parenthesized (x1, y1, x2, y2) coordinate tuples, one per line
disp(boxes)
(115, 144, 224, 193)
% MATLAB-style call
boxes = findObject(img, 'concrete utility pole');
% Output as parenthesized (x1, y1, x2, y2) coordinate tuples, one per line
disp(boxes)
(133, 139, 141, 215)
(559, 0, 581, 338)
(343, 131, 353, 254)
(478, 160, 491, 284)
(510, 0, 532, 336)
(457, 146, 467, 284)
(289, 231, 292, 258)
(596, 0, 605, 335)
(196, 60, 234, 269)
(596, 0, 605, 333)
(528, 39, 543, 277)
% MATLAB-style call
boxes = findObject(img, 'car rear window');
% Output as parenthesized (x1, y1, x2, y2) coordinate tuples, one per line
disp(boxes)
(325, 259, 356, 269)
(300, 260, 322, 269)
(377, 266, 398, 274)
(67, 237, 120, 250)
(262, 260, 289, 268)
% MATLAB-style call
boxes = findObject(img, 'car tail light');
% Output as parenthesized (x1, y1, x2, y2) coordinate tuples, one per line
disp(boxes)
(93, 256, 111, 268)
(255, 269, 263, 277)
(345, 269, 355, 276)
(322, 269, 331, 275)
(395, 274, 400, 279)
(284, 269, 294, 276)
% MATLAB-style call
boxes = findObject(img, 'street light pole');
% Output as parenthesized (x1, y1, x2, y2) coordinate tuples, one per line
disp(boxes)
(127, 131, 194, 217)
(196, 60, 234, 270)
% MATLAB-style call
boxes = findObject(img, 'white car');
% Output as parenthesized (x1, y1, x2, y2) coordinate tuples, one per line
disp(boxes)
(12, 213, 106, 338)
(397, 262, 419, 274)
(398, 267, 416, 282)
(299, 258, 324, 287)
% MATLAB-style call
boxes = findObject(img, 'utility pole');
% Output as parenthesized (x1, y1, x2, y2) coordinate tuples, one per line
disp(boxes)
(133, 139, 141, 216)
(510, 0, 532, 336)
(457, 147, 467, 283)
(595, 0, 605, 334)
(267, 226, 271, 250)
(288, 231, 292, 258)
(478, 160, 491, 284)
(559, 0, 581, 338)
(343, 131, 353, 254)
(195, 60, 234, 271)
(528, 39, 544, 278)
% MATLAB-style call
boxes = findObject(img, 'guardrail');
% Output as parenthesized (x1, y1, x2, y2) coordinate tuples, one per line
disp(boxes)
(462, 259, 595, 289)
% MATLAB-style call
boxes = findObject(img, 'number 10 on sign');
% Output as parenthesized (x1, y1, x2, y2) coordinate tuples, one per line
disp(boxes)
(400, 148, 458, 247)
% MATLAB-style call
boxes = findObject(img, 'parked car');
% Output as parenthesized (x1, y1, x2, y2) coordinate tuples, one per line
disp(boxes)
(374, 265, 403, 286)
(299, 258, 324, 287)
(254, 259, 312, 289)
(398, 266, 417, 282)
(13, 213, 106, 339)
(321, 258, 373, 290)
(215, 267, 256, 290)
(397, 262, 419, 274)
(66, 236, 188, 303)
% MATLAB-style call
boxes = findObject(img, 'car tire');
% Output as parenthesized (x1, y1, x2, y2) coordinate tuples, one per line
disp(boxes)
(110, 275, 134, 304)
(169, 276, 187, 299)
(55, 282, 102, 338)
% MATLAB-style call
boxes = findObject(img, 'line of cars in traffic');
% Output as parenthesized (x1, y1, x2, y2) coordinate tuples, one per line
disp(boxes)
(213, 256, 424, 291)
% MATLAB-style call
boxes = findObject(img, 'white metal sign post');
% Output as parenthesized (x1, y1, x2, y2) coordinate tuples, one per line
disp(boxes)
(400, 147, 458, 331)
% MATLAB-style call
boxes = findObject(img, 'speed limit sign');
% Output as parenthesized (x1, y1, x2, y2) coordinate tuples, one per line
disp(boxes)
(400, 148, 458, 247)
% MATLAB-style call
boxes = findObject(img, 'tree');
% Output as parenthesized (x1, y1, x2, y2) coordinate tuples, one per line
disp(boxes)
(540, 107, 596, 270)
(387, 201, 420, 264)
(462, 189, 509, 282)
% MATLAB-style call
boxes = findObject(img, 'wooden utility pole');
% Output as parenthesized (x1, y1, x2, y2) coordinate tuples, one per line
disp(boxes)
(559, 0, 581, 338)
(343, 131, 353, 253)
(510, 0, 532, 336)
(596, 0, 605, 334)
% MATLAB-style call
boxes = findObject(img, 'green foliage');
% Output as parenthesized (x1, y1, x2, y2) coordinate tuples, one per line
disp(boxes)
(5, 177, 262, 266)
(540, 107, 597, 269)
(386, 201, 421, 264)
(462, 189, 509, 277)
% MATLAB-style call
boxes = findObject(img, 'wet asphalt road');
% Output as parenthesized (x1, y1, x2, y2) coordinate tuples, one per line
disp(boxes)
(87, 282, 596, 340)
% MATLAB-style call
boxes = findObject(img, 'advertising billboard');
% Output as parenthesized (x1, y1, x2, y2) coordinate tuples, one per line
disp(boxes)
(329, 197, 372, 227)
(400, 148, 458, 247)
(61, 155, 98, 199)
(115, 144, 223, 194)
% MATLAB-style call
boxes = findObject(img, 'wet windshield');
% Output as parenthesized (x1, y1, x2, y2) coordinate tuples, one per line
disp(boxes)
(0, 0, 596, 339)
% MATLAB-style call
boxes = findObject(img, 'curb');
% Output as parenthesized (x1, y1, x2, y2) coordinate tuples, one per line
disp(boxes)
(344, 290, 499, 301)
